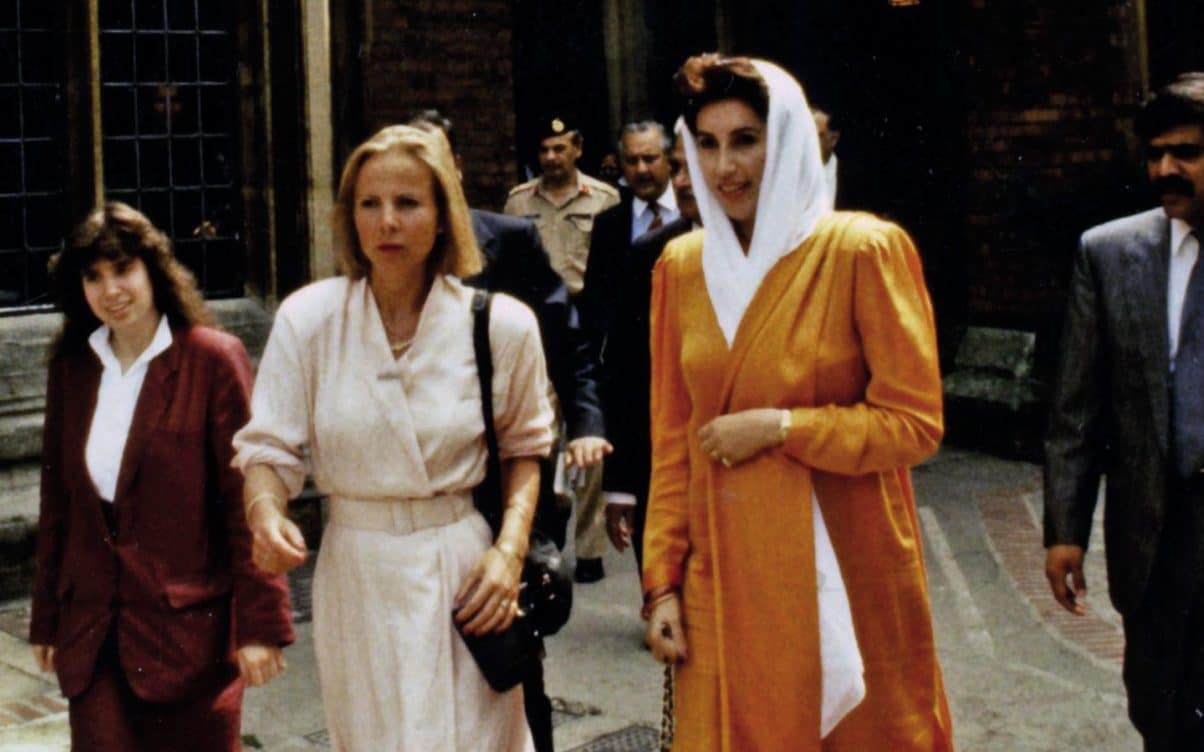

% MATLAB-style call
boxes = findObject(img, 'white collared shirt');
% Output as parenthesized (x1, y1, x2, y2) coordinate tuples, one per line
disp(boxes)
(631, 184, 680, 241)
(823, 155, 839, 210)
(85, 316, 173, 501)
(1169, 217, 1200, 364)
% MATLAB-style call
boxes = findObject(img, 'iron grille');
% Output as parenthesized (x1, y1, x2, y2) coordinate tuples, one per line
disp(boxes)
(99, 0, 243, 298)
(0, 2, 67, 310)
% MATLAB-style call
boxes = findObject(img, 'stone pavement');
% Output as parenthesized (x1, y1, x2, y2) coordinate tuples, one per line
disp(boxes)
(0, 447, 1142, 750)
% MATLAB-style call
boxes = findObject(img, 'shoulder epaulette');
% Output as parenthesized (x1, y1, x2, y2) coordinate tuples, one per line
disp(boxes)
(579, 173, 618, 199)
(507, 179, 538, 197)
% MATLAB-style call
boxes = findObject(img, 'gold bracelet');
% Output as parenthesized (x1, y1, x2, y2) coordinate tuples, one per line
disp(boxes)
(778, 409, 792, 443)
(641, 588, 679, 620)
(503, 498, 536, 522)
(245, 492, 283, 518)
(495, 539, 523, 564)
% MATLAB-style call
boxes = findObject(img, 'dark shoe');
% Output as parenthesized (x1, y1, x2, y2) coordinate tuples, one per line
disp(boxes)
(574, 557, 605, 583)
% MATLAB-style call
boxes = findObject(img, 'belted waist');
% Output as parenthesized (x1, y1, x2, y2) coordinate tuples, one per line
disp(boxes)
(328, 492, 476, 535)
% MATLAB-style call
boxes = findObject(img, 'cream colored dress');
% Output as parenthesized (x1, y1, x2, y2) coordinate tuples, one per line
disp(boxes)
(234, 275, 552, 752)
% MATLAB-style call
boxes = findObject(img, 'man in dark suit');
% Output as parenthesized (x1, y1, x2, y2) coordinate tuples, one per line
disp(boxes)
(467, 208, 609, 512)
(409, 110, 607, 752)
(600, 132, 699, 569)
(1044, 73, 1204, 751)
(575, 120, 677, 582)
(578, 121, 678, 352)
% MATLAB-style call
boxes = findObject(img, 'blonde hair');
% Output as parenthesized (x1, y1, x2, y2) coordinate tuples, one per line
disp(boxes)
(333, 125, 482, 280)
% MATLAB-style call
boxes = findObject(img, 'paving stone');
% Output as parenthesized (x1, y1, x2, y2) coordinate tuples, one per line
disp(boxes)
(0, 446, 1147, 749)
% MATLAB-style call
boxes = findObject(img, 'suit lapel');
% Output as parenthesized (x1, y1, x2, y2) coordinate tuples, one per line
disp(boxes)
(471, 210, 500, 268)
(1121, 215, 1171, 453)
(112, 339, 180, 504)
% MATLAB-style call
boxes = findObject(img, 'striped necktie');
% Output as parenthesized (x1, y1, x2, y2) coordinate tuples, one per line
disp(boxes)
(648, 204, 663, 233)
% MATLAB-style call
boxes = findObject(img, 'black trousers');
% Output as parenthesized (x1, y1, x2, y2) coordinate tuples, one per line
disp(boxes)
(1122, 475, 1204, 752)
(523, 649, 554, 752)
(524, 461, 564, 752)
(632, 492, 648, 572)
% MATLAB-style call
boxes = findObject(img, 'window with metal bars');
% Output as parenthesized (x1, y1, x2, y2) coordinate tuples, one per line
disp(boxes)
(99, 0, 243, 299)
(0, 0, 245, 311)
(0, 3, 67, 309)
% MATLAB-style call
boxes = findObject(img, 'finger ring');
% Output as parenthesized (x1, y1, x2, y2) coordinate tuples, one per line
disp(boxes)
(721, 457, 731, 468)
(499, 598, 511, 610)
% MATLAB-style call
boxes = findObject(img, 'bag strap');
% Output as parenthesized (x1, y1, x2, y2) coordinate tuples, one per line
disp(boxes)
(471, 289, 504, 537)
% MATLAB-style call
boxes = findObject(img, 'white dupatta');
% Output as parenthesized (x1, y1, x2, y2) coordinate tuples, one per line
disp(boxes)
(678, 59, 865, 736)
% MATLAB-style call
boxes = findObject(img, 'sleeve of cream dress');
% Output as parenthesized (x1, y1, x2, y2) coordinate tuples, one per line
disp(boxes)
(488, 293, 554, 461)
(232, 305, 312, 498)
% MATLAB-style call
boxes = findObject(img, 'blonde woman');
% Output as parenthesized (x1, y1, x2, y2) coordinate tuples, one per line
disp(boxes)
(234, 125, 552, 750)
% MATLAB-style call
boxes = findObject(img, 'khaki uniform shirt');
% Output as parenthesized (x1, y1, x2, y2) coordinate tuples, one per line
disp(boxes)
(503, 171, 619, 294)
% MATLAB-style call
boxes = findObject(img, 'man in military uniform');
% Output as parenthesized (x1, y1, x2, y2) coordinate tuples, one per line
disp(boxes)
(504, 116, 620, 295)
(505, 115, 619, 583)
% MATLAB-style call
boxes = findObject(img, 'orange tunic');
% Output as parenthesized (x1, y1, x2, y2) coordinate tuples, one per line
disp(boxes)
(644, 212, 954, 751)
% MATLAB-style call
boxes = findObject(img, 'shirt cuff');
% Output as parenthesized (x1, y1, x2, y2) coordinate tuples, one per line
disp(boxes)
(604, 492, 637, 507)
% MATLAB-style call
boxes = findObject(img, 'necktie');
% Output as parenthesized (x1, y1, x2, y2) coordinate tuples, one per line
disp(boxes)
(1172, 231, 1204, 477)
(648, 205, 663, 233)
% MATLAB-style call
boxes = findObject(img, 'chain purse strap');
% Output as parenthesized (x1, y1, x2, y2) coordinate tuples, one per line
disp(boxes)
(659, 663, 675, 751)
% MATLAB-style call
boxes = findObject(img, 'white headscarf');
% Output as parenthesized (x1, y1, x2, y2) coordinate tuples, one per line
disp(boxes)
(679, 59, 832, 346)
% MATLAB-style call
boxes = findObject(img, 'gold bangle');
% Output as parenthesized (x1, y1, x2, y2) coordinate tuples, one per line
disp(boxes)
(245, 492, 283, 518)
(503, 498, 536, 521)
(641, 589, 679, 620)
(778, 409, 792, 443)
(495, 539, 523, 564)
(642, 584, 677, 607)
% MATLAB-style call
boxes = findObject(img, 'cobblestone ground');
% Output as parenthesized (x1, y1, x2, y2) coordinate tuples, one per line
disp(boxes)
(0, 447, 1143, 750)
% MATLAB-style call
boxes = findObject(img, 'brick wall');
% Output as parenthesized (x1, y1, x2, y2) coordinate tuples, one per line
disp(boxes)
(957, 1, 1146, 332)
(359, 0, 519, 210)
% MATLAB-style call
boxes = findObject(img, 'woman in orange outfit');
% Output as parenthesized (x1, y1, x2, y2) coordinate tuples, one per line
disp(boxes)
(642, 55, 954, 750)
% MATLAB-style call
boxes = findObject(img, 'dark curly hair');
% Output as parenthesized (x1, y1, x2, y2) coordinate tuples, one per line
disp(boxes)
(49, 201, 212, 359)
(675, 54, 770, 135)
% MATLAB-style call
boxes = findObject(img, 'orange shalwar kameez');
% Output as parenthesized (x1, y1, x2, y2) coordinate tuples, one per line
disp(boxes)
(643, 212, 954, 751)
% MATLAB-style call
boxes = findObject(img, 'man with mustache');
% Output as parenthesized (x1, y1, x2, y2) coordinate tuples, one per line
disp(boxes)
(1045, 72, 1204, 750)
(572, 120, 678, 583)
(578, 123, 679, 340)
(599, 131, 700, 571)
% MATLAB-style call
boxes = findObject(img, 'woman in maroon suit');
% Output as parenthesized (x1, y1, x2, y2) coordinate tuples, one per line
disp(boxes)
(28, 202, 295, 750)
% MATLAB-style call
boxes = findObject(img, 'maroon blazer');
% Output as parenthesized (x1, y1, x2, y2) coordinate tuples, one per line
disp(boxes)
(29, 324, 294, 702)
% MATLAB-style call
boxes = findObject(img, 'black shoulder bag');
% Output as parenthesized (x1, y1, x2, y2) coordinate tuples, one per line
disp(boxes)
(456, 290, 573, 692)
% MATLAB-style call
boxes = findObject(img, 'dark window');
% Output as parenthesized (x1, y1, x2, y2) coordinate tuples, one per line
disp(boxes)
(99, 0, 242, 299)
(0, 3, 66, 308)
